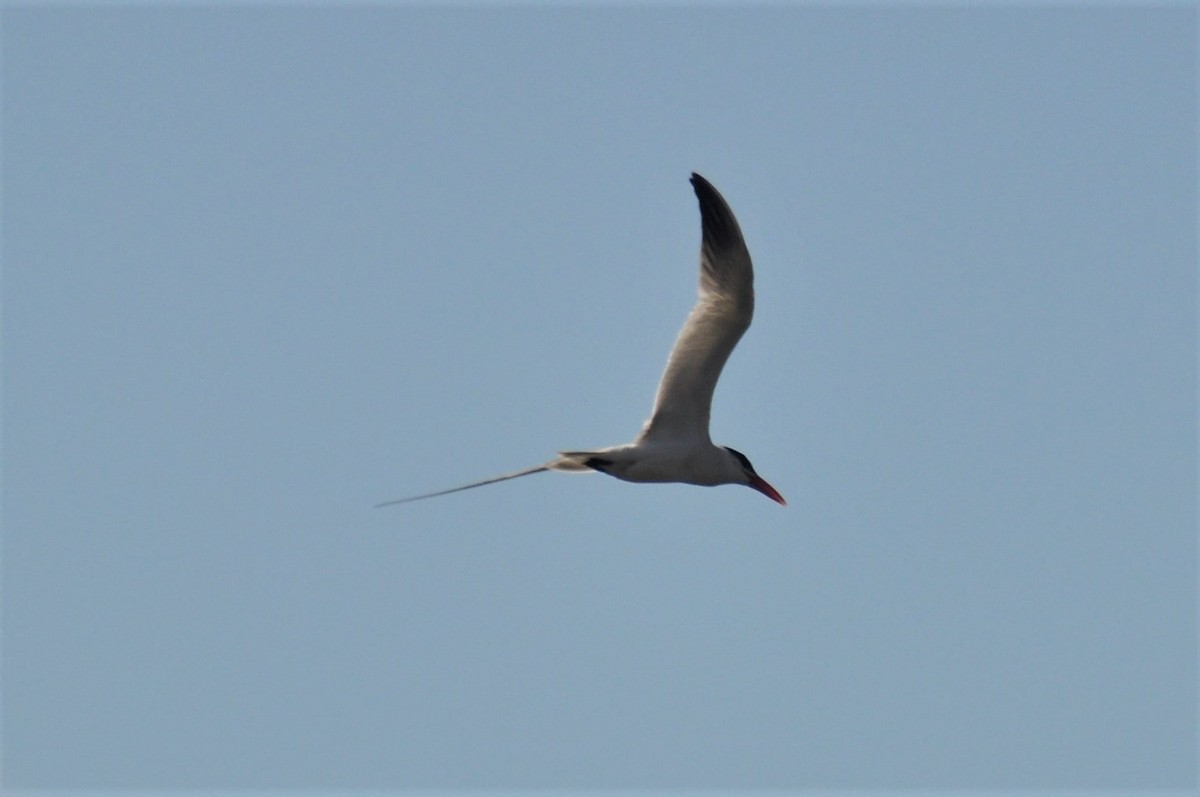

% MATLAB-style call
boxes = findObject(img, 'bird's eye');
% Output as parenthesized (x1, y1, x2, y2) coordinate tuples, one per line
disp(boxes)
(723, 446, 755, 473)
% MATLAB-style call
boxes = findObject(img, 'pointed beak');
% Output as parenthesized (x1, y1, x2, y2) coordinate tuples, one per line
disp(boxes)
(748, 475, 787, 506)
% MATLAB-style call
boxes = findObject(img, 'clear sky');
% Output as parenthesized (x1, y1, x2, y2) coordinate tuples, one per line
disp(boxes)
(3, 4, 1195, 793)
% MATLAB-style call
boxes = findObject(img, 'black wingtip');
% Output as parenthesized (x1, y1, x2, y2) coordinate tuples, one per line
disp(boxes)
(689, 172, 743, 251)
(689, 171, 724, 209)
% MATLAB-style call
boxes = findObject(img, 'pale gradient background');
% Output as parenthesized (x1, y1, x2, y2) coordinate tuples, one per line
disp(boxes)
(3, 5, 1195, 792)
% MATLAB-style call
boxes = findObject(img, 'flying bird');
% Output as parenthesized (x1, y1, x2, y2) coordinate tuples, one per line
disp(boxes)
(378, 173, 784, 507)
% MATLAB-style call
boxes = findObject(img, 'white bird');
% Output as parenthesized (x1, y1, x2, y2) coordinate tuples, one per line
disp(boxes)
(378, 173, 785, 507)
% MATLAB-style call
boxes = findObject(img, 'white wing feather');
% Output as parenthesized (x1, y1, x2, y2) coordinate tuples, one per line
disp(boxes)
(637, 173, 755, 443)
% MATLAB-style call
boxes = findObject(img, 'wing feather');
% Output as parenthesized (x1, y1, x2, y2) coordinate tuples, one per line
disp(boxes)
(638, 173, 754, 443)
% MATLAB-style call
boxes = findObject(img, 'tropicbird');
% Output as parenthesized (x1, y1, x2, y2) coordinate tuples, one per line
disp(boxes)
(378, 173, 785, 507)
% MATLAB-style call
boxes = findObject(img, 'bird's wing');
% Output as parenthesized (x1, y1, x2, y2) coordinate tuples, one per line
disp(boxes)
(637, 173, 754, 443)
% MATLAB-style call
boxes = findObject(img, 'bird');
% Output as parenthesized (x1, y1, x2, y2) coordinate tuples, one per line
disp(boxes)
(377, 172, 785, 507)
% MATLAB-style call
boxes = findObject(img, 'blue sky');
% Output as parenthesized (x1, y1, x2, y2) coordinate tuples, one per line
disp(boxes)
(3, 5, 1195, 792)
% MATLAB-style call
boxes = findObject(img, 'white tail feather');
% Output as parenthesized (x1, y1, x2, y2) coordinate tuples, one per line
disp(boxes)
(376, 456, 595, 507)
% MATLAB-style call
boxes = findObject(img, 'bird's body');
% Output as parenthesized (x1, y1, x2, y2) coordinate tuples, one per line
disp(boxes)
(555, 441, 748, 486)
(379, 173, 785, 507)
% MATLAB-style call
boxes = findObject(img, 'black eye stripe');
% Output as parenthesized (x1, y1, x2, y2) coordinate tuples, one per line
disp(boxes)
(723, 446, 754, 473)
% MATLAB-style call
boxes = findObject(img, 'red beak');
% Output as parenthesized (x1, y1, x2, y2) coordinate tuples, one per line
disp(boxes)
(749, 475, 787, 505)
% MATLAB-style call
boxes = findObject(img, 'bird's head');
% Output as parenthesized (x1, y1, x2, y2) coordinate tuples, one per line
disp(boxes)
(722, 447, 786, 505)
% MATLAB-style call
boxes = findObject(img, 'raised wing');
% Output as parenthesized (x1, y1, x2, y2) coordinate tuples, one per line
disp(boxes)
(637, 173, 754, 443)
